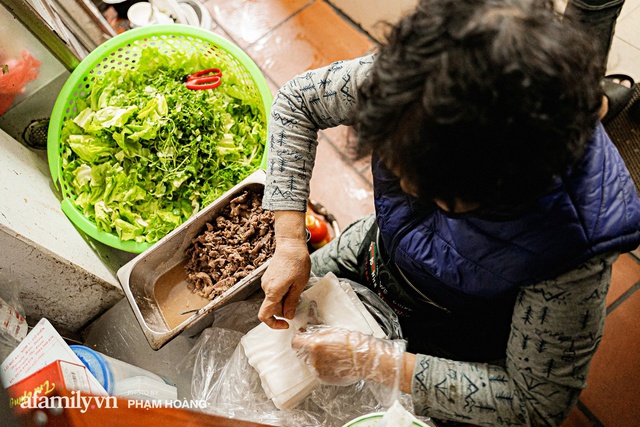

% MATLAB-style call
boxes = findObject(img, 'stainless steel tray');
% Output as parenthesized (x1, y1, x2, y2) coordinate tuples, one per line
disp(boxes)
(117, 169, 269, 350)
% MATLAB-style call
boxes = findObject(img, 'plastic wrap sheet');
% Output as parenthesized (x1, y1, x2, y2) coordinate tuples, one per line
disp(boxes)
(178, 278, 411, 427)
(0, 50, 41, 115)
(344, 278, 402, 340)
(0, 274, 27, 363)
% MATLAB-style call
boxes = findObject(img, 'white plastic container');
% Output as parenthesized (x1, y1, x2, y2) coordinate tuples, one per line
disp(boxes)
(113, 376, 177, 401)
(70, 345, 167, 395)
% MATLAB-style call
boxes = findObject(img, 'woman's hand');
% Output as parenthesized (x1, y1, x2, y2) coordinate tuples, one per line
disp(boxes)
(258, 211, 311, 329)
(291, 327, 371, 385)
(291, 326, 411, 390)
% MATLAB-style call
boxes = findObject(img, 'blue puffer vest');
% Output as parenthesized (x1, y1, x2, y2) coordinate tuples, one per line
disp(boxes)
(373, 123, 640, 361)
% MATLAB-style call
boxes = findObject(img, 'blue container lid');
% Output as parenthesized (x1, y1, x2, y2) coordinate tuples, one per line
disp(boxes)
(70, 345, 114, 394)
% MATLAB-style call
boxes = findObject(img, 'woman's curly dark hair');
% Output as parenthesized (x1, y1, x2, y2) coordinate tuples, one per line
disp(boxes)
(351, 0, 603, 208)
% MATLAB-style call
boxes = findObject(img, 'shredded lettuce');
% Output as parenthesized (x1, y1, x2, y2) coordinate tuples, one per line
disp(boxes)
(60, 47, 266, 244)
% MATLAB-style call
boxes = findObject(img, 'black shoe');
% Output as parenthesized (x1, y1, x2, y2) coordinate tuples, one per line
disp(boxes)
(601, 74, 636, 125)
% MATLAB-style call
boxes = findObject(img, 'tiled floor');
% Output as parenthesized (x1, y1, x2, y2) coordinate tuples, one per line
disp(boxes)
(108, 0, 640, 425)
(198, 1, 640, 426)
(204, 0, 378, 228)
(608, 0, 640, 80)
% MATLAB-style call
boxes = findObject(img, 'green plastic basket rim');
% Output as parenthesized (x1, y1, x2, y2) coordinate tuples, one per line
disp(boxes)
(47, 24, 273, 253)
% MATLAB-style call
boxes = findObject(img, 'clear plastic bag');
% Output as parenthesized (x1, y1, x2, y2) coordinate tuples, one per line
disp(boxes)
(340, 278, 403, 340)
(0, 50, 41, 115)
(178, 279, 412, 426)
(0, 273, 27, 363)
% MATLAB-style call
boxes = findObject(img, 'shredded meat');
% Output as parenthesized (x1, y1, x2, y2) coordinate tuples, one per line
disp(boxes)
(184, 189, 275, 300)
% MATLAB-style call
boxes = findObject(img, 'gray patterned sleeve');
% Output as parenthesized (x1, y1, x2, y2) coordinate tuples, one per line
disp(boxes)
(262, 55, 375, 212)
(411, 252, 618, 426)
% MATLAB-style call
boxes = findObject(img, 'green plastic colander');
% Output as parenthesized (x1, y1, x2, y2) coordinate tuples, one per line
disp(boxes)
(47, 25, 272, 253)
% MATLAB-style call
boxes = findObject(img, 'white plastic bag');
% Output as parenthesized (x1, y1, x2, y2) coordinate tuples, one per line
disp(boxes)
(178, 276, 410, 426)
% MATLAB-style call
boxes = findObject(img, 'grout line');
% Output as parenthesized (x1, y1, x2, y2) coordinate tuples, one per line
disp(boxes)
(208, 18, 243, 50)
(576, 400, 606, 427)
(208, 0, 316, 52)
(241, 0, 316, 51)
(606, 279, 640, 315)
(324, 0, 381, 45)
(619, 0, 640, 22)
(357, 163, 370, 175)
(627, 248, 640, 264)
(318, 133, 373, 189)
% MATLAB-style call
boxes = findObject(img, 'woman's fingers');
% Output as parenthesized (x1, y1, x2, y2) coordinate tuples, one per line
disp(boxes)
(258, 297, 289, 329)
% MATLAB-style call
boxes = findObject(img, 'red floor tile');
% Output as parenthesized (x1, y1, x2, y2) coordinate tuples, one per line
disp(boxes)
(204, 0, 312, 48)
(265, 75, 280, 96)
(246, 0, 375, 88)
(578, 290, 640, 426)
(309, 134, 375, 230)
(320, 126, 372, 177)
(607, 253, 640, 307)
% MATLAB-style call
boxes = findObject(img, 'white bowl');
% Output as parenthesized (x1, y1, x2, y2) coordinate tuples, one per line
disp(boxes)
(127, 2, 174, 27)
(151, 0, 187, 24)
(343, 413, 433, 427)
(179, 2, 200, 27)
(178, 0, 212, 29)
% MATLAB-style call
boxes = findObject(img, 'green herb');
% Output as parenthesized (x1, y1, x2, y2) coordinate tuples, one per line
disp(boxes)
(60, 47, 266, 244)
